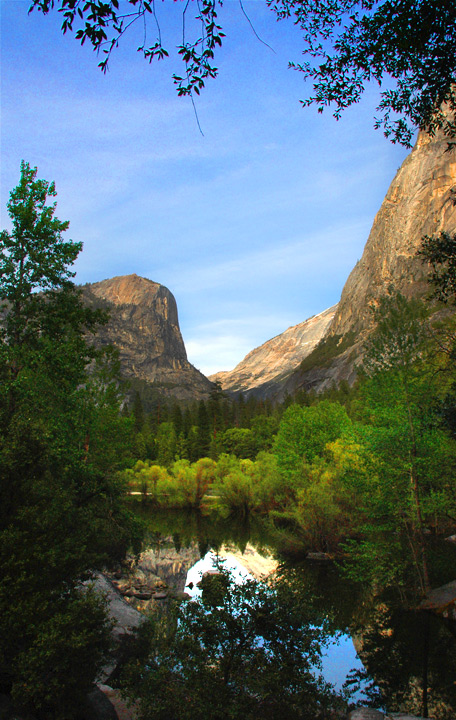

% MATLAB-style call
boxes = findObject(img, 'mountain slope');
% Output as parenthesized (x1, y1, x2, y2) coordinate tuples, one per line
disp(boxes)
(82, 274, 213, 402)
(282, 127, 456, 396)
(212, 127, 456, 400)
(209, 306, 336, 398)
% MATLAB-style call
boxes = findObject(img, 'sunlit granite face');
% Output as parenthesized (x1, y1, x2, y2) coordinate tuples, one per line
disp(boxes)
(209, 305, 337, 398)
(81, 274, 213, 401)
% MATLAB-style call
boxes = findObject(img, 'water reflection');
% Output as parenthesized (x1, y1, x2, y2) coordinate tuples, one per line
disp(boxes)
(130, 503, 456, 717)
(183, 549, 366, 696)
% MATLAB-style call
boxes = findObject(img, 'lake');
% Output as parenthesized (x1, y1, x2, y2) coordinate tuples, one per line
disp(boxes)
(126, 504, 456, 718)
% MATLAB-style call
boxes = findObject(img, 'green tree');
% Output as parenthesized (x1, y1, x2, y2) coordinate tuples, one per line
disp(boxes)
(30, 0, 456, 144)
(0, 162, 138, 718)
(251, 414, 279, 452)
(418, 232, 456, 436)
(273, 400, 351, 482)
(121, 563, 343, 720)
(197, 399, 210, 457)
(284, 437, 365, 552)
(349, 292, 456, 592)
(156, 421, 178, 467)
(132, 390, 145, 432)
(421, 231, 456, 303)
(193, 457, 217, 505)
(221, 426, 257, 459)
(213, 461, 255, 517)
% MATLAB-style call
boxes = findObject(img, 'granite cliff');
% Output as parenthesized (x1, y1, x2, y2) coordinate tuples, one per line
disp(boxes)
(213, 127, 456, 400)
(209, 306, 337, 398)
(285, 126, 456, 395)
(82, 274, 213, 402)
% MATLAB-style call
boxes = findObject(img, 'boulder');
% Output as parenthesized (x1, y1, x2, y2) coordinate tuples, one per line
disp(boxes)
(82, 686, 118, 720)
(89, 573, 145, 683)
(348, 710, 384, 720)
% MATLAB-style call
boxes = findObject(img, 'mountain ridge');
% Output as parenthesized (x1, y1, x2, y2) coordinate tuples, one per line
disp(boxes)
(209, 305, 337, 398)
(81, 273, 213, 403)
(211, 127, 456, 399)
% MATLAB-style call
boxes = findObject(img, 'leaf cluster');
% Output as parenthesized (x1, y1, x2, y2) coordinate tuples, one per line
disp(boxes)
(30, 0, 224, 99)
(29, 0, 456, 144)
(121, 563, 343, 720)
(268, 0, 456, 145)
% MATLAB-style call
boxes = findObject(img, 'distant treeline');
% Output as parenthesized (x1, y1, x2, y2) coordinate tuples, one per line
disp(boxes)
(126, 379, 354, 465)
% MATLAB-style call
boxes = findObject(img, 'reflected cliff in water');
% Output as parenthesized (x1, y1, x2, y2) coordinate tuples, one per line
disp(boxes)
(126, 505, 456, 718)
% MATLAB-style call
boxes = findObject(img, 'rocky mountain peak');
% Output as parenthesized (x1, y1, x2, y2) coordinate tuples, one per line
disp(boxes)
(328, 127, 456, 340)
(210, 305, 337, 398)
(213, 125, 456, 400)
(279, 126, 456, 396)
(82, 275, 213, 403)
(89, 273, 165, 306)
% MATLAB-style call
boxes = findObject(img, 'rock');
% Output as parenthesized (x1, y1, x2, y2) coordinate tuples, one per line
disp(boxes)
(213, 124, 456, 401)
(89, 573, 145, 683)
(285, 125, 456, 396)
(89, 573, 145, 633)
(152, 591, 168, 600)
(306, 551, 331, 561)
(418, 579, 456, 618)
(82, 274, 213, 403)
(98, 685, 138, 720)
(348, 710, 384, 720)
(387, 715, 429, 720)
(209, 306, 336, 399)
(120, 588, 136, 598)
(347, 709, 430, 720)
(82, 686, 118, 720)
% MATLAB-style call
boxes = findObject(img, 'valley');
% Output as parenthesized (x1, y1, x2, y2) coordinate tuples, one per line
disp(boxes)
(83, 125, 456, 405)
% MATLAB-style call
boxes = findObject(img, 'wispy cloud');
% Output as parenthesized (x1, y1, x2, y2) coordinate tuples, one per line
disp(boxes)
(171, 219, 370, 295)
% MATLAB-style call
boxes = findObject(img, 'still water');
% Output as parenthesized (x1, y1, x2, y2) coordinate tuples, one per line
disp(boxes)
(185, 549, 366, 697)
(132, 505, 456, 718)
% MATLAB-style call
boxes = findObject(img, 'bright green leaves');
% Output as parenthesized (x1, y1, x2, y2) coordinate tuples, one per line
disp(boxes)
(274, 400, 352, 481)
(0, 161, 80, 304)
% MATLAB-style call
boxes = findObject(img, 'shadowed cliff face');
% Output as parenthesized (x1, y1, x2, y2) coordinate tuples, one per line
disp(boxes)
(82, 274, 213, 401)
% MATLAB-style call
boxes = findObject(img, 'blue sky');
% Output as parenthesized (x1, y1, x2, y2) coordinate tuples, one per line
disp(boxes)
(1, 0, 410, 375)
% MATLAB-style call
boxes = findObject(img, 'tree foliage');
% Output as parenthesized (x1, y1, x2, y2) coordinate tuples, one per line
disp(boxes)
(0, 162, 139, 718)
(270, 0, 456, 145)
(346, 293, 456, 591)
(29, 0, 456, 144)
(273, 400, 351, 481)
(421, 230, 456, 304)
(121, 563, 343, 720)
